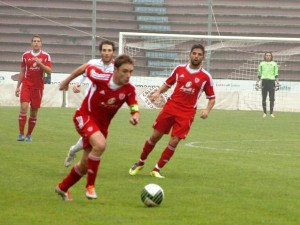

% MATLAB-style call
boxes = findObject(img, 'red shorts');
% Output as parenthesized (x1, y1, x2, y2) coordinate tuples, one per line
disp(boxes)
(20, 86, 43, 108)
(153, 103, 195, 139)
(73, 110, 108, 149)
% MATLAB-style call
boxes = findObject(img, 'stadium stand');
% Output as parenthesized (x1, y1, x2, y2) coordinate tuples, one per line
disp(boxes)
(0, 0, 300, 80)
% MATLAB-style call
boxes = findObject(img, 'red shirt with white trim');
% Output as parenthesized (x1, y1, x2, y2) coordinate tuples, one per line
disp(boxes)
(21, 50, 52, 89)
(164, 64, 215, 113)
(78, 65, 138, 127)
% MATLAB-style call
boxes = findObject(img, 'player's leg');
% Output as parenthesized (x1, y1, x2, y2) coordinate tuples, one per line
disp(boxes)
(85, 131, 106, 200)
(17, 86, 30, 141)
(56, 148, 89, 201)
(25, 107, 38, 141)
(151, 136, 181, 179)
(17, 101, 29, 141)
(129, 110, 172, 175)
(269, 81, 276, 117)
(151, 114, 193, 178)
(64, 137, 83, 167)
(129, 129, 164, 176)
(261, 81, 268, 116)
(25, 89, 42, 141)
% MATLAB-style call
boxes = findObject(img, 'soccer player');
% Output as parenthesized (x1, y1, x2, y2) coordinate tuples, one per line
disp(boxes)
(129, 44, 215, 178)
(15, 34, 52, 141)
(257, 52, 279, 118)
(55, 54, 139, 201)
(64, 40, 115, 167)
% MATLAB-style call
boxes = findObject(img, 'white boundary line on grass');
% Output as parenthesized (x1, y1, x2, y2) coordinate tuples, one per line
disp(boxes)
(185, 141, 300, 157)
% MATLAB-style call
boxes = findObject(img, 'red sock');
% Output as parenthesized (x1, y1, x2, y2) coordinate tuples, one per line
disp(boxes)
(154, 145, 175, 171)
(59, 165, 83, 192)
(86, 154, 101, 188)
(140, 138, 156, 162)
(18, 112, 27, 135)
(26, 116, 37, 136)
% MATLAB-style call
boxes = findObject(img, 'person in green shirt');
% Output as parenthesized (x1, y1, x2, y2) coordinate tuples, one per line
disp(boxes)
(257, 52, 279, 118)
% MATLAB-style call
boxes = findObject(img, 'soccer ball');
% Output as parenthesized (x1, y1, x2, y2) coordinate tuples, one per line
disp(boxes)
(141, 183, 164, 207)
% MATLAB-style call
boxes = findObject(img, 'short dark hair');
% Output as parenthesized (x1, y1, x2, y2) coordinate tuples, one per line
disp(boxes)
(99, 40, 115, 51)
(114, 54, 134, 69)
(190, 44, 205, 55)
(32, 34, 42, 42)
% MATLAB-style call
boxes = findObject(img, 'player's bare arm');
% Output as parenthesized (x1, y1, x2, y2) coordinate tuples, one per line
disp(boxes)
(59, 67, 87, 91)
(200, 98, 215, 119)
(71, 64, 88, 93)
(150, 84, 169, 101)
(15, 68, 25, 97)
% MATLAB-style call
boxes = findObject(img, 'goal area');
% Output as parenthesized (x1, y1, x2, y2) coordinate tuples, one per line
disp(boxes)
(119, 32, 300, 112)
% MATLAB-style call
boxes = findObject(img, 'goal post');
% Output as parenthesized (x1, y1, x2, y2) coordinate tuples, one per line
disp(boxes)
(118, 32, 300, 112)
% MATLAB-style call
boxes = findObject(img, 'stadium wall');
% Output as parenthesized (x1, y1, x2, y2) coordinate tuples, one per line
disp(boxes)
(1, 72, 300, 112)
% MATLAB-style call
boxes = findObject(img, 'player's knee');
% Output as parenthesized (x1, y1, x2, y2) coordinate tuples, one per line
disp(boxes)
(169, 137, 180, 147)
(93, 141, 106, 155)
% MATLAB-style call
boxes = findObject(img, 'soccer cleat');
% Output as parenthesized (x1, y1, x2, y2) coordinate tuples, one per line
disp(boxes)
(270, 114, 275, 118)
(129, 162, 144, 176)
(55, 186, 73, 201)
(17, 134, 25, 141)
(64, 145, 76, 167)
(262, 113, 267, 118)
(25, 135, 32, 142)
(85, 185, 97, 200)
(150, 171, 165, 179)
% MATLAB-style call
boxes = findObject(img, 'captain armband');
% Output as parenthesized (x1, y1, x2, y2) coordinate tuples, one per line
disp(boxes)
(130, 104, 139, 114)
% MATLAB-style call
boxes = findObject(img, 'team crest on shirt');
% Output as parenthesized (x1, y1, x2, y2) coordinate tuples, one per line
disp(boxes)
(119, 93, 125, 100)
(195, 78, 200, 83)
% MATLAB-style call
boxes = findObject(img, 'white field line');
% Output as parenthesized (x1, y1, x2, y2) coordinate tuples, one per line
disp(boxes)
(185, 140, 300, 157)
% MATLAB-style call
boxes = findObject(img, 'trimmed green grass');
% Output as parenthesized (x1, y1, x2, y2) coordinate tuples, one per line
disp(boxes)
(0, 107, 299, 225)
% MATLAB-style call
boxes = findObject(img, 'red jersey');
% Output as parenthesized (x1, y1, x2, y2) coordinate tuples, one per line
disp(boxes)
(21, 50, 52, 89)
(165, 64, 215, 112)
(77, 65, 138, 128)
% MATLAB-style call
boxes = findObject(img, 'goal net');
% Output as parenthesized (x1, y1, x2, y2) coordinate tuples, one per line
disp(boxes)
(119, 32, 300, 112)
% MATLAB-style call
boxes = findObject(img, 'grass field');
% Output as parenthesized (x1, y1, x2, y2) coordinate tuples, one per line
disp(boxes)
(0, 107, 299, 225)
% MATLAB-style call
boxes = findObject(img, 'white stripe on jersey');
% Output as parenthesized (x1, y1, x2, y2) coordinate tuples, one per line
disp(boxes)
(87, 84, 97, 112)
(90, 68, 111, 80)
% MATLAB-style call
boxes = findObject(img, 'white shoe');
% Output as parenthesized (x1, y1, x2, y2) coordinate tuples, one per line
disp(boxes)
(64, 145, 76, 167)
(55, 186, 73, 201)
(262, 113, 267, 118)
(85, 185, 97, 200)
(270, 114, 275, 118)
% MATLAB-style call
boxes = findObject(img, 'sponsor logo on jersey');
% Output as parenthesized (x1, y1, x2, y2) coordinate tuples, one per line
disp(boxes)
(30, 61, 40, 71)
(99, 97, 120, 109)
(107, 97, 116, 104)
(180, 82, 195, 94)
